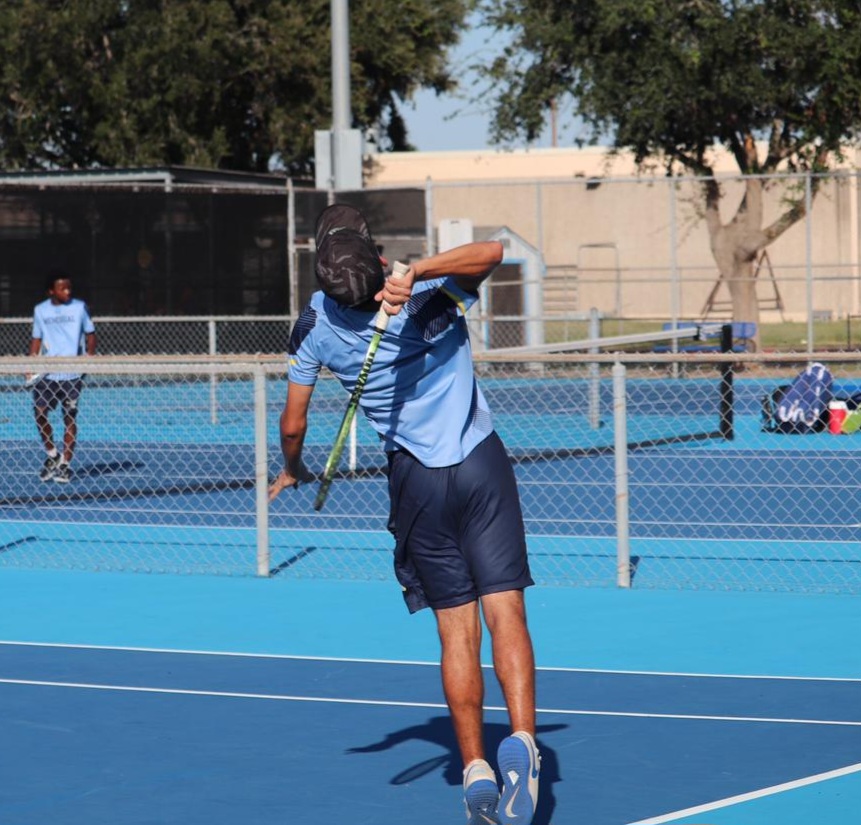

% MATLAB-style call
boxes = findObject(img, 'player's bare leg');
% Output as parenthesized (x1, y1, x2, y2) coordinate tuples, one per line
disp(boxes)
(34, 407, 60, 482)
(481, 590, 540, 825)
(435, 600, 485, 763)
(62, 409, 78, 464)
(53, 408, 78, 483)
(34, 408, 55, 454)
(436, 600, 501, 823)
(480, 590, 535, 735)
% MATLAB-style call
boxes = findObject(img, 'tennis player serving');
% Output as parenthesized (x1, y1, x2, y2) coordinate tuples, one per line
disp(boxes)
(269, 204, 540, 825)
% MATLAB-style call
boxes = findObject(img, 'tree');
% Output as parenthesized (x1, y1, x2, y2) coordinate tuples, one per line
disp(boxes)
(0, 0, 472, 173)
(479, 0, 861, 332)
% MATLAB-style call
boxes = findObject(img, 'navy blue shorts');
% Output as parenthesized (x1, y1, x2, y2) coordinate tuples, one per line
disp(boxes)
(387, 431, 534, 614)
(32, 378, 83, 414)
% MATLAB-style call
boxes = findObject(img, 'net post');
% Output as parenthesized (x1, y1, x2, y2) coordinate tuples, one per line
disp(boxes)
(254, 364, 271, 577)
(719, 323, 735, 440)
(612, 362, 631, 588)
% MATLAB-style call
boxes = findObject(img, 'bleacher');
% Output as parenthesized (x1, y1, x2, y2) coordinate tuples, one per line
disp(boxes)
(652, 322, 757, 354)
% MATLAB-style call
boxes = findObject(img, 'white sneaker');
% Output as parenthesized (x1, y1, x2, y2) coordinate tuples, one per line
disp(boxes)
(497, 732, 540, 825)
(463, 758, 500, 824)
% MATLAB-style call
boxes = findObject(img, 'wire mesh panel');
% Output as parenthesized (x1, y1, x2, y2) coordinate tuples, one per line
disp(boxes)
(614, 354, 861, 594)
(0, 361, 266, 575)
(0, 316, 292, 356)
(473, 354, 730, 588)
(1, 352, 860, 594)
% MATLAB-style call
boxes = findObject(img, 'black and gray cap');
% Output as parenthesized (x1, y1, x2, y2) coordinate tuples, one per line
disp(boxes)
(314, 204, 384, 307)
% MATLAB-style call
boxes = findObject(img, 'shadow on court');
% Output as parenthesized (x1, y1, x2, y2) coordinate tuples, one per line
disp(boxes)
(347, 715, 566, 824)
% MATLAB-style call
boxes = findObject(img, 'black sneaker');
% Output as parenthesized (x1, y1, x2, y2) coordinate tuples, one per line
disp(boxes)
(53, 463, 72, 484)
(39, 455, 60, 482)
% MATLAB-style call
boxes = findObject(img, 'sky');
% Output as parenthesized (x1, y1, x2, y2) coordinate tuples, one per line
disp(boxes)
(399, 20, 573, 153)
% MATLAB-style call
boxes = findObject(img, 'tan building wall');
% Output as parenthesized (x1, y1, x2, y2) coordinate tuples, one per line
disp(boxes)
(366, 146, 861, 322)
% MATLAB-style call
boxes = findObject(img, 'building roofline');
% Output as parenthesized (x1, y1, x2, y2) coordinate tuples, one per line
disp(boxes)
(0, 166, 303, 189)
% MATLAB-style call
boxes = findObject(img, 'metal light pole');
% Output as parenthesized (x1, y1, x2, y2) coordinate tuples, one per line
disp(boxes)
(317, 0, 363, 191)
(331, 0, 350, 137)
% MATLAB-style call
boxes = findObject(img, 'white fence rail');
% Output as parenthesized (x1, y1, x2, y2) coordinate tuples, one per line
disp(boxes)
(0, 316, 293, 356)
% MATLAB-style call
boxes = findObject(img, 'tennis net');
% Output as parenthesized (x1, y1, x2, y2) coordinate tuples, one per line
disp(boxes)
(474, 323, 735, 461)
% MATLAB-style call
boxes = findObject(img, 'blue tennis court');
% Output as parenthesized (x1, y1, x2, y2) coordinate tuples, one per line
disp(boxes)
(1, 571, 859, 825)
(2, 367, 861, 822)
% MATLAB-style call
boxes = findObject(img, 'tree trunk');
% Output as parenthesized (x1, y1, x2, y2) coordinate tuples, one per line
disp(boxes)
(709, 223, 761, 350)
(704, 178, 769, 351)
(719, 250, 759, 326)
(702, 173, 817, 353)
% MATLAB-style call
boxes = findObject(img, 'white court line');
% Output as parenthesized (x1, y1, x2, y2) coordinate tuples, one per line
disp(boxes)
(626, 761, 861, 824)
(0, 678, 452, 708)
(0, 518, 386, 535)
(1, 677, 860, 727)
(604, 520, 861, 532)
(2, 640, 860, 682)
(0, 640, 439, 667)
(6, 514, 861, 536)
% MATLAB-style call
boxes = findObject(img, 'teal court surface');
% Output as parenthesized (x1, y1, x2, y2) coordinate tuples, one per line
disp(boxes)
(1, 569, 859, 825)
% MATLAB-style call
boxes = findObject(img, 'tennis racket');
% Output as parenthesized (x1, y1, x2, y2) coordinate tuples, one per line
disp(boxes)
(26, 343, 48, 387)
(314, 261, 409, 511)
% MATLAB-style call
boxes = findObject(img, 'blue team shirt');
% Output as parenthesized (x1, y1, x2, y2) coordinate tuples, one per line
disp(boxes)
(288, 277, 494, 467)
(32, 298, 95, 380)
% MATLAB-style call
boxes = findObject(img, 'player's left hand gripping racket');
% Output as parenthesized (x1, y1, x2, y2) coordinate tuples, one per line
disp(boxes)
(313, 261, 409, 511)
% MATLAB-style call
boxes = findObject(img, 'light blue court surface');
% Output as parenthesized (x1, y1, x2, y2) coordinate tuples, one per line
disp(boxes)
(1, 569, 859, 825)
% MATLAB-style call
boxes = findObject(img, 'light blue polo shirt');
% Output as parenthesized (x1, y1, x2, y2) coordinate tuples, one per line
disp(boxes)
(288, 277, 493, 467)
(32, 298, 95, 380)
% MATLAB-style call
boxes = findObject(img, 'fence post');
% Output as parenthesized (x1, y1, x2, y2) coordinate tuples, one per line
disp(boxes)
(288, 177, 297, 314)
(425, 177, 435, 257)
(612, 362, 631, 588)
(588, 307, 601, 429)
(254, 364, 271, 577)
(209, 319, 218, 425)
(805, 172, 815, 354)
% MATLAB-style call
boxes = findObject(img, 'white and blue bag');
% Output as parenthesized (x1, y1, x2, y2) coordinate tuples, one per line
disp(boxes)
(761, 362, 833, 434)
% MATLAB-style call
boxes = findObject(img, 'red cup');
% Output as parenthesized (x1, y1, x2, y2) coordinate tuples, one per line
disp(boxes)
(829, 402, 848, 434)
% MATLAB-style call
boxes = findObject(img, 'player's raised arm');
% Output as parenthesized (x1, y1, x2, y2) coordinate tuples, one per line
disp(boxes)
(418, 241, 504, 292)
(375, 241, 503, 314)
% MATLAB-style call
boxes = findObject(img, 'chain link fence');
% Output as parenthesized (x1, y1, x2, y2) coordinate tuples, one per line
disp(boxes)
(0, 316, 293, 356)
(2, 349, 859, 594)
(427, 170, 861, 350)
(3, 170, 860, 356)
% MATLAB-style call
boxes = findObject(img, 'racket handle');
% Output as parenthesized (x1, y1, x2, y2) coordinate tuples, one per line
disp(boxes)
(314, 472, 336, 511)
(375, 261, 409, 328)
